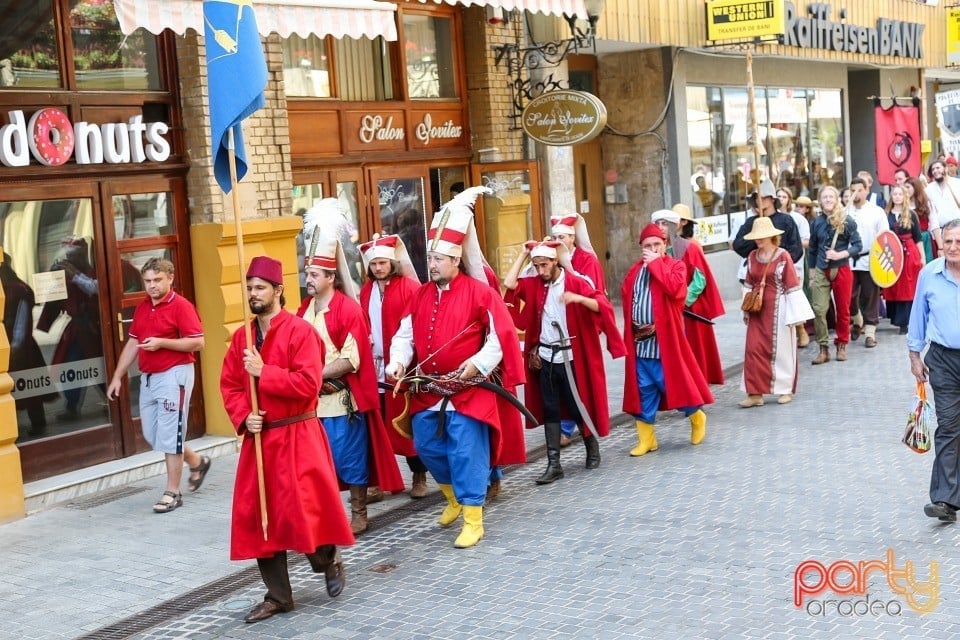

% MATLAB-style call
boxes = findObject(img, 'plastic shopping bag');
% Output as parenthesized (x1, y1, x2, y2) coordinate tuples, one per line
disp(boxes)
(902, 382, 932, 454)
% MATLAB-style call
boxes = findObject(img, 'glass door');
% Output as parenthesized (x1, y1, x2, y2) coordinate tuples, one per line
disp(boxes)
(368, 166, 431, 282)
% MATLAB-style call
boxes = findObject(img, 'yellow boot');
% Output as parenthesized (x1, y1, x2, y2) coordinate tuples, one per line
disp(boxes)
(437, 484, 462, 527)
(454, 505, 484, 548)
(629, 421, 658, 456)
(689, 409, 707, 445)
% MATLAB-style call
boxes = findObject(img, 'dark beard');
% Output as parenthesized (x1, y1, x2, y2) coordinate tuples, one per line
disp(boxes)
(937, 175, 945, 184)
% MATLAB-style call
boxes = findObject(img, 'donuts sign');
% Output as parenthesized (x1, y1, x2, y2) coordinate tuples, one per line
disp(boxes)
(0, 108, 171, 168)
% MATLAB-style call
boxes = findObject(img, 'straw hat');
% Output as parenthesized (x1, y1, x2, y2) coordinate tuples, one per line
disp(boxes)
(795, 196, 814, 208)
(742, 216, 784, 241)
(671, 203, 694, 221)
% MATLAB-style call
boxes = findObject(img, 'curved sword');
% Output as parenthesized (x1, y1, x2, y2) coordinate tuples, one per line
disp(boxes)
(549, 321, 599, 438)
(378, 378, 539, 429)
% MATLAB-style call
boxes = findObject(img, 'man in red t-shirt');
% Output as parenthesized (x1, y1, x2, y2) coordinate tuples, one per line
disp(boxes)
(107, 258, 208, 513)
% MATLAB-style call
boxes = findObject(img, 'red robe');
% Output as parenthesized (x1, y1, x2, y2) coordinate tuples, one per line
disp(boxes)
(221, 310, 354, 560)
(360, 275, 421, 458)
(882, 212, 923, 303)
(297, 293, 404, 493)
(505, 269, 626, 437)
(677, 240, 726, 384)
(620, 256, 714, 414)
(570, 248, 606, 293)
(405, 273, 526, 465)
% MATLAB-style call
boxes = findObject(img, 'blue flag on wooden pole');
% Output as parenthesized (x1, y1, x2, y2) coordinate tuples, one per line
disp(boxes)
(203, 0, 267, 193)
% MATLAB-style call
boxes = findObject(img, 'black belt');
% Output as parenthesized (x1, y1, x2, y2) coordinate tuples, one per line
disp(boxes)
(539, 342, 572, 351)
(932, 342, 960, 353)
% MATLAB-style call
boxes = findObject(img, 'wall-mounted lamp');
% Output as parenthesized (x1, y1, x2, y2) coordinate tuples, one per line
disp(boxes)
(492, 0, 605, 122)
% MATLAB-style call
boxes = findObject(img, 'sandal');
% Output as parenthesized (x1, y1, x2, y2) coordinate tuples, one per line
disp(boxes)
(153, 490, 182, 513)
(188, 456, 211, 492)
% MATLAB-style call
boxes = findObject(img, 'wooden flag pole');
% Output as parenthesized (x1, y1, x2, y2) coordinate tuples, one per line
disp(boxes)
(746, 46, 762, 186)
(227, 128, 269, 541)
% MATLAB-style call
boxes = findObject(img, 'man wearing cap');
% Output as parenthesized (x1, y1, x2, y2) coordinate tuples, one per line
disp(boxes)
(732, 178, 803, 268)
(387, 186, 524, 548)
(503, 240, 625, 484)
(621, 223, 714, 456)
(358, 234, 429, 500)
(846, 177, 890, 348)
(221, 256, 354, 624)
(651, 209, 725, 385)
(106, 258, 209, 513)
(298, 204, 404, 535)
(550, 213, 606, 292)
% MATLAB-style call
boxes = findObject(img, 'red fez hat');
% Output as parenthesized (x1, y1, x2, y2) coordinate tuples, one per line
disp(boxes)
(639, 222, 666, 243)
(947, 156, 958, 166)
(246, 256, 283, 286)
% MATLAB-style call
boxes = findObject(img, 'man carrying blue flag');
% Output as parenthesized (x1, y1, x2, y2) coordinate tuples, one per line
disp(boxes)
(204, 0, 268, 193)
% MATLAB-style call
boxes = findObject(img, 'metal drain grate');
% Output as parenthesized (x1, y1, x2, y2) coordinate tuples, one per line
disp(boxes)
(75, 566, 262, 640)
(66, 486, 151, 510)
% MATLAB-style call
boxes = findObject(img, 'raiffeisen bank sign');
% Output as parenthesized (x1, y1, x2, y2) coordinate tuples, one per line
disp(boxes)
(782, 2, 925, 59)
(0, 107, 171, 168)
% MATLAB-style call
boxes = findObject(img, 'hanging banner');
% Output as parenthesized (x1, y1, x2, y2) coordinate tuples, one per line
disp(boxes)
(948, 7, 960, 66)
(874, 104, 920, 186)
(936, 89, 960, 159)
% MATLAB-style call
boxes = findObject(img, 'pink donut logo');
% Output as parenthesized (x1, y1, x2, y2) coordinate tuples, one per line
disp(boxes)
(28, 107, 75, 167)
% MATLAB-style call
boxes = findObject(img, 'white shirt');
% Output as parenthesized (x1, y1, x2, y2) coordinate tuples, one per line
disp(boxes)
(788, 210, 810, 283)
(366, 283, 385, 383)
(926, 177, 960, 230)
(537, 270, 573, 364)
(847, 201, 889, 271)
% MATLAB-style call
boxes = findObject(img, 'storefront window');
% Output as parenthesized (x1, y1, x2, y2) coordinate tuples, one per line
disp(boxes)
(70, 1, 161, 90)
(282, 34, 331, 98)
(112, 192, 174, 240)
(334, 36, 394, 101)
(686, 85, 845, 214)
(404, 14, 455, 99)
(0, 198, 108, 443)
(378, 177, 427, 282)
(0, 0, 161, 91)
(0, 0, 62, 88)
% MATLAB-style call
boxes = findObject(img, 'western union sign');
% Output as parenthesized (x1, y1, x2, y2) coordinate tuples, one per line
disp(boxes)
(706, 0, 785, 41)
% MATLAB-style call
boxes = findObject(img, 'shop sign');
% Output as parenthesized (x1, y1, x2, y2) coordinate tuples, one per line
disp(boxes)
(521, 90, 607, 147)
(357, 112, 465, 146)
(782, 2, 924, 59)
(948, 7, 960, 66)
(0, 108, 171, 168)
(706, 0, 785, 42)
(935, 89, 960, 158)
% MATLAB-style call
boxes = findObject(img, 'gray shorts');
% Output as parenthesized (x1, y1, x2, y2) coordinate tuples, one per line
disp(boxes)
(140, 364, 194, 454)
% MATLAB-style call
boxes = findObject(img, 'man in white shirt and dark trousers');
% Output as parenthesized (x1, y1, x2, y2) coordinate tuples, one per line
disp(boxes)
(847, 177, 889, 348)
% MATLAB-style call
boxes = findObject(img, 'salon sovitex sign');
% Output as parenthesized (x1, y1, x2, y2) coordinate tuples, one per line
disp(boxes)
(521, 90, 607, 147)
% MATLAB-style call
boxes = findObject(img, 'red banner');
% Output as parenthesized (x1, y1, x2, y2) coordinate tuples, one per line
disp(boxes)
(875, 104, 921, 185)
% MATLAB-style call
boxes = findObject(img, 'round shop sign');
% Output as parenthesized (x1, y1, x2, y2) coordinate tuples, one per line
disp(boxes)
(521, 90, 608, 146)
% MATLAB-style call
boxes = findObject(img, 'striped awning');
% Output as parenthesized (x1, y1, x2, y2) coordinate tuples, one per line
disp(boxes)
(420, 0, 587, 17)
(114, 0, 399, 41)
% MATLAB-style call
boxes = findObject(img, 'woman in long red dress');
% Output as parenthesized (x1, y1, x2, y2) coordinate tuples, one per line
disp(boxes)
(882, 185, 926, 334)
(739, 217, 813, 407)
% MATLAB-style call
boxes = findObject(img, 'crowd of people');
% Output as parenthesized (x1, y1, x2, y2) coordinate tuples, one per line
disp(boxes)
(101, 157, 960, 624)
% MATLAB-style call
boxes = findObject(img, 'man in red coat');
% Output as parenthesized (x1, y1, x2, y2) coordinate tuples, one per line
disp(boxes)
(621, 223, 714, 456)
(298, 209, 404, 535)
(504, 240, 625, 484)
(357, 234, 429, 499)
(651, 208, 726, 384)
(220, 256, 354, 624)
(386, 186, 525, 548)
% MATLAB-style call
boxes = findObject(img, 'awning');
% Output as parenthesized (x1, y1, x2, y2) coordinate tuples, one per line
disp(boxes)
(114, 0, 399, 41)
(420, 0, 587, 18)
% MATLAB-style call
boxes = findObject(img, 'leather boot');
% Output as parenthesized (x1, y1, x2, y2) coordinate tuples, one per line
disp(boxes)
(437, 483, 462, 527)
(630, 421, 658, 456)
(536, 422, 564, 484)
(689, 409, 707, 445)
(583, 434, 601, 469)
(409, 472, 428, 499)
(348, 485, 368, 535)
(454, 505, 484, 548)
(485, 479, 501, 500)
(836, 342, 848, 361)
(811, 345, 830, 365)
(796, 324, 810, 347)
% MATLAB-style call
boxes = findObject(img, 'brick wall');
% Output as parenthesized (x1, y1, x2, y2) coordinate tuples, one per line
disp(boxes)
(177, 33, 293, 225)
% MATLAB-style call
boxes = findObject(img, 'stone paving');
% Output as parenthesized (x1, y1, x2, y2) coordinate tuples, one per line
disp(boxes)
(3, 306, 958, 640)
